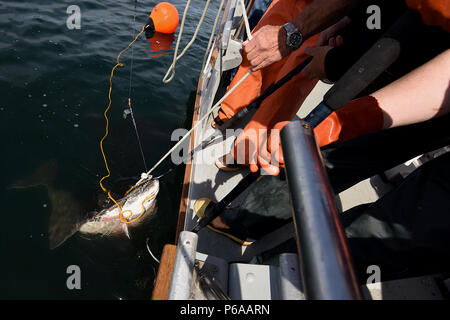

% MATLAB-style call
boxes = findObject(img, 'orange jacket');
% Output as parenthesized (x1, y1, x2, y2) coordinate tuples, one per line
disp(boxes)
(406, 0, 450, 32)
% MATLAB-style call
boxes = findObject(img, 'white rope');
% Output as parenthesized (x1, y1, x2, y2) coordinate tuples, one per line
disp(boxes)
(161, 0, 191, 83)
(162, 0, 211, 83)
(143, 71, 251, 178)
(239, 0, 252, 40)
(137, 0, 254, 185)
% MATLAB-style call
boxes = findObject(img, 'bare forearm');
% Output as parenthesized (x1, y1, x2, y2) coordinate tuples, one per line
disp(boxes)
(292, 0, 359, 40)
(373, 49, 450, 129)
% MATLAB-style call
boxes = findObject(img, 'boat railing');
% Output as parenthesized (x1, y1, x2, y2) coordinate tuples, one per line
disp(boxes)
(281, 119, 362, 300)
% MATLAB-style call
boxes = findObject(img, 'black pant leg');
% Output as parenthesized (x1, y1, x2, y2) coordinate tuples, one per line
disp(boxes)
(342, 152, 450, 282)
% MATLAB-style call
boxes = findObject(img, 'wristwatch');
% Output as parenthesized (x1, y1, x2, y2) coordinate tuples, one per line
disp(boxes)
(283, 22, 303, 51)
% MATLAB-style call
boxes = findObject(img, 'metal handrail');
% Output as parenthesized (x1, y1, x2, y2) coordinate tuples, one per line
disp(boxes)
(281, 120, 362, 300)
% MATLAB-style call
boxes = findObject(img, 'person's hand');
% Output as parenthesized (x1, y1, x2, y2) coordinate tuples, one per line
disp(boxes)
(265, 121, 290, 173)
(302, 46, 333, 81)
(233, 120, 290, 176)
(316, 17, 350, 47)
(316, 27, 337, 47)
(303, 35, 343, 81)
(243, 25, 291, 72)
(233, 120, 277, 175)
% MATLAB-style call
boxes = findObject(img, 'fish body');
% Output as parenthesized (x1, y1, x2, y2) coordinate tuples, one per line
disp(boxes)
(9, 161, 159, 249)
(79, 178, 160, 240)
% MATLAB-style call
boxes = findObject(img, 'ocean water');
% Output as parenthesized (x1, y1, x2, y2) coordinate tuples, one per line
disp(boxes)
(0, 0, 220, 299)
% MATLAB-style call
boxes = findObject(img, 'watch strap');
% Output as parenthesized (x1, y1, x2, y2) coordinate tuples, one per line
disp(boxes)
(283, 22, 297, 35)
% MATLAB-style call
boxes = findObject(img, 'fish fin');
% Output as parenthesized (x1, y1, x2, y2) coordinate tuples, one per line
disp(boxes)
(47, 189, 89, 250)
(49, 226, 81, 250)
(123, 223, 131, 239)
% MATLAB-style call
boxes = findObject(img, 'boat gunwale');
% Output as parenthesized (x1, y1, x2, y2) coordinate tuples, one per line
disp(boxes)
(174, 0, 235, 243)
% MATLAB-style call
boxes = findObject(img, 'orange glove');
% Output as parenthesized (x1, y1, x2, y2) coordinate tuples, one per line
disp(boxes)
(233, 120, 281, 176)
(266, 121, 290, 173)
(231, 120, 290, 176)
(233, 96, 384, 175)
(267, 96, 384, 173)
(314, 95, 385, 147)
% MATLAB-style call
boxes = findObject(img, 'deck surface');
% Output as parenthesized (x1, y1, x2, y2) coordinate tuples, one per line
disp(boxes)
(185, 91, 252, 261)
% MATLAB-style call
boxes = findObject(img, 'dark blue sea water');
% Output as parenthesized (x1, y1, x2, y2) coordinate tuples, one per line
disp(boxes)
(0, 0, 220, 299)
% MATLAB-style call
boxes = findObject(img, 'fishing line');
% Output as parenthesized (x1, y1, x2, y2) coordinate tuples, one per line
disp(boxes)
(99, 25, 151, 225)
(127, 0, 148, 173)
(128, 0, 137, 100)
(141, 70, 252, 181)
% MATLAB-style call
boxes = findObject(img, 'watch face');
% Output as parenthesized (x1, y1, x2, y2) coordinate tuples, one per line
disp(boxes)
(288, 32, 302, 48)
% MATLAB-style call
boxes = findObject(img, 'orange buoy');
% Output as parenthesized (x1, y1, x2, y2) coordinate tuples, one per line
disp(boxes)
(148, 2, 179, 34)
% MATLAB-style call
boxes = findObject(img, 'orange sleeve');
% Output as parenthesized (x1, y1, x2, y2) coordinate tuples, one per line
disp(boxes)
(406, 0, 450, 32)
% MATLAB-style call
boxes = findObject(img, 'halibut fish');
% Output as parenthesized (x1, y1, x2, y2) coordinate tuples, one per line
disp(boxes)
(79, 178, 159, 240)
(10, 160, 159, 249)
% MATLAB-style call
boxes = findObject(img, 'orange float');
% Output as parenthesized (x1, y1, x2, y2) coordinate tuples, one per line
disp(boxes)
(146, 2, 179, 34)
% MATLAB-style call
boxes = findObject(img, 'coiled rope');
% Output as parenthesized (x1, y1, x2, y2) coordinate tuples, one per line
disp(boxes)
(162, 0, 213, 83)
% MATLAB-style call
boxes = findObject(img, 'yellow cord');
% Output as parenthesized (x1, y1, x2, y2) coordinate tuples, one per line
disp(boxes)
(111, 191, 156, 223)
(99, 27, 150, 224)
